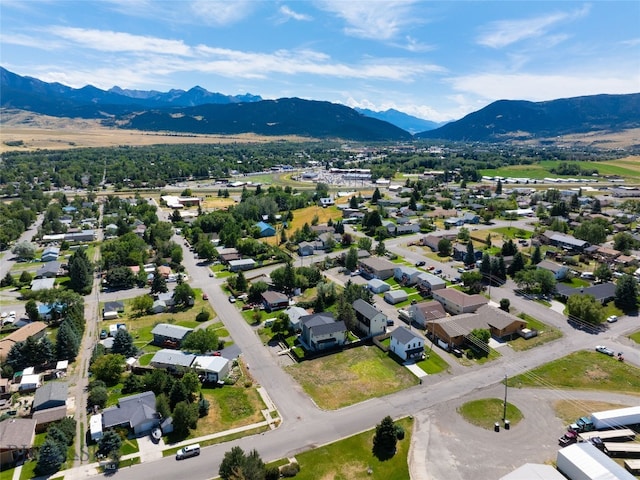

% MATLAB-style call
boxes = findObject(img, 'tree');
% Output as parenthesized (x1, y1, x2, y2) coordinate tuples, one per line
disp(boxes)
(105, 266, 136, 289)
(1, 272, 14, 287)
(336, 295, 357, 332)
(12, 241, 36, 261)
(132, 294, 153, 316)
(464, 242, 475, 266)
(573, 220, 608, 245)
(373, 416, 397, 459)
(88, 386, 108, 409)
(111, 329, 137, 357)
(181, 328, 219, 354)
(495, 179, 502, 194)
(480, 252, 491, 276)
(173, 282, 195, 307)
(172, 401, 199, 438)
(196, 240, 218, 262)
(615, 274, 638, 312)
(460, 271, 483, 294)
(567, 294, 604, 325)
(219, 446, 266, 480)
(613, 232, 636, 253)
(535, 268, 556, 295)
(499, 298, 510, 312)
(97, 429, 122, 458)
(501, 239, 517, 256)
(345, 246, 359, 272)
(372, 187, 381, 204)
(25, 299, 40, 322)
(56, 320, 80, 360)
(68, 249, 93, 294)
(122, 373, 145, 394)
(19, 270, 33, 285)
(169, 380, 189, 410)
(375, 240, 386, 257)
(592, 198, 602, 214)
(437, 238, 452, 257)
(530, 245, 542, 265)
(507, 252, 526, 277)
(594, 263, 612, 283)
(181, 372, 201, 398)
(35, 438, 66, 475)
(357, 236, 372, 252)
(235, 271, 248, 292)
(90, 354, 124, 385)
(150, 270, 168, 294)
(458, 227, 470, 242)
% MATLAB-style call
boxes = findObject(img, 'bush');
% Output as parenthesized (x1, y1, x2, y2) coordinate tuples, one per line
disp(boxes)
(395, 424, 405, 440)
(281, 462, 300, 477)
(265, 466, 280, 480)
(196, 309, 211, 323)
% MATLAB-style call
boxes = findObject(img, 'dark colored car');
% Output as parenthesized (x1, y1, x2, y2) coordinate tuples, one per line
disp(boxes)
(415, 261, 426, 267)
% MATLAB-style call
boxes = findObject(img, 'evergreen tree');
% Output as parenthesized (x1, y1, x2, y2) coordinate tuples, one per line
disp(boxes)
(373, 416, 398, 459)
(530, 245, 542, 265)
(25, 299, 40, 322)
(372, 187, 381, 204)
(345, 246, 359, 272)
(0, 272, 14, 287)
(172, 401, 198, 438)
(111, 329, 137, 357)
(150, 269, 168, 294)
(35, 438, 66, 475)
(615, 274, 638, 312)
(495, 179, 503, 195)
(169, 380, 188, 410)
(375, 240, 386, 257)
(464, 242, 475, 266)
(480, 252, 491, 276)
(507, 252, 526, 277)
(56, 320, 80, 360)
(97, 429, 122, 458)
(68, 249, 93, 294)
(592, 198, 602, 213)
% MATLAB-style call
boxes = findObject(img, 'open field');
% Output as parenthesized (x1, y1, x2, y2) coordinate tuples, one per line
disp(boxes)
(553, 400, 632, 424)
(479, 156, 640, 182)
(287, 205, 343, 232)
(292, 417, 413, 480)
(285, 345, 419, 410)
(508, 350, 640, 395)
(0, 110, 315, 153)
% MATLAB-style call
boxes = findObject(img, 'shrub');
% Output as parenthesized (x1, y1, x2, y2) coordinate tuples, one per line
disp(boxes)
(281, 462, 300, 477)
(395, 424, 405, 440)
(196, 309, 211, 323)
(265, 466, 280, 480)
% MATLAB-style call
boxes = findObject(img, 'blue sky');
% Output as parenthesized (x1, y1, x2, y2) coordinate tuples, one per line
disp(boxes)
(1, 1, 639, 122)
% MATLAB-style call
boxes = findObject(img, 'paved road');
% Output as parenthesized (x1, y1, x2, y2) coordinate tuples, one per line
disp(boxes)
(70, 209, 639, 479)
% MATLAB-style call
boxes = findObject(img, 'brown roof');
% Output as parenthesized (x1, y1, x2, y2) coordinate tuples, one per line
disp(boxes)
(0, 418, 36, 449)
(433, 288, 488, 308)
(414, 300, 446, 321)
(5, 322, 47, 343)
(32, 405, 68, 426)
(261, 291, 288, 304)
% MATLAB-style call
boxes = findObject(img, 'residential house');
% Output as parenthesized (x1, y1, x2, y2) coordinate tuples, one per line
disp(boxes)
(0, 418, 36, 466)
(32, 382, 68, 432)
(35, 261, 61, 279)
(410, 300, 447, 329)
(317, 232, 338, 250)
(19, 374, 41, 392)
(228, 259, 256, 272)
(0, 322, 48, 362)
(390, 327, 424, 361)
(150, 300, 167, 314)
(255, 221, 276, 237)
(103, 301, 125, 320)
(192, 356, 231, 383)
(149, 349, 196, 370)
(384, 290, 408, 305)
(352, 299, 387, 337)
(102, 391, 159, 435)
(358, 256, 396, 280)
(415, 272, 446, 294)
(555, 282, 616, 304)
(432, 288, 488, 315)
(156, 292, 175, 307)
(156, 265, 172, 278)
(151, 324, 193, 348)
(319, 197, 335, 207)
(394, 266, 422, 286)
(41, 247, 60, 262)
(445, 217, 464, 228)
(595, 246, 621, 262)
(543, 232, 590, 252)
(64, 229, 95, 243)
(367, 278, 391, 294)
(298, 242, 315, 257)
(261, 291, 289, 312)
(299, 312, 347, 352)
(283, 306, 308, 331)
(453, 244, 483, 263)
(536, 260, 569, 280)
(462, 212, 480, 224)
(30, 278, 56, 291)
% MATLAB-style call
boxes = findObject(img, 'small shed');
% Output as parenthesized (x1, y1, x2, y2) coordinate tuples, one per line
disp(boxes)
(90, 413, 103, 441)
(384, 290, 408, 305)
(368, 278, 390, 294)
(193, 356, 231, 383)
(19, 374, 41, 392)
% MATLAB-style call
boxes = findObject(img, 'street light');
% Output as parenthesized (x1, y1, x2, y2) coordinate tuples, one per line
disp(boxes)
(503, 374, 508, 421)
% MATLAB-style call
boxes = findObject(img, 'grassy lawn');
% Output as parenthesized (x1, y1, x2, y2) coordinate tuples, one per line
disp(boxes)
(285, 346, 419, 410)
(553, 400, 633, 424)
(106, 382, 125, 406)
(18, 460, 37, 480)
(509, 313, 562, 352)
(415, 348, 449, 374)
(121, 438, 139, 455)
(508, 351, 640, 395)
(138, 353, 153, 366)
(165, 384, 266, 444)
(490, 227, 533, 239)
(287, 205, 342, 232)
(293, 417, 413, 480)
(630, 330, 640, 345)
(458, 398, 523, 430)
(559, 277, 590, 288)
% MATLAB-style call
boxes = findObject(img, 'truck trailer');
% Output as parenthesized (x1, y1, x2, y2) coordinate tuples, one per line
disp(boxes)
(591, 406, 640, 430)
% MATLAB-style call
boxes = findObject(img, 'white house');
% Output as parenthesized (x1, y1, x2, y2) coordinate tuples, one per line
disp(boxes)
(390, 327, 425, 361)
(368, 278, 391, 294)
(384, 290, 408, 305)
(193, 356, 231, 383)
(536, 260, 569, 280)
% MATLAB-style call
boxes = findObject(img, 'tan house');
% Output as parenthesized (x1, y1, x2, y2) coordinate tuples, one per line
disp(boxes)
(358, 256, 396, 280)
(410, 300, 447, 329)
(0, 322, 48, 362)
(432, 289, 488, 315)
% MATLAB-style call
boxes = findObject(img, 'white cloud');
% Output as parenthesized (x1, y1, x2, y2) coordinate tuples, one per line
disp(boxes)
(477, 5, 590, 49)
(278, 5, 312, 22)
(621, 38, 640, 47)
(47, 27, 194, 55)
(449, 72, 640, 103)
(316, 0, 419, 40)
(190, 0, 255, 26)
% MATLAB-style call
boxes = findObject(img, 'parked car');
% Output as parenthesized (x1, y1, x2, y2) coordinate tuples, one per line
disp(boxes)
(415, 261, 426, 267)
(428, 265, 435, 271)
(99, 330, 108, 339)
(595, 345, 614, 356)
(176, 444, 200, 460)
(208, 272, 214, 277)
(228, 295, 236, 303)
(606, 315, 618, 323)
(457, 267, 465, 273)
(350, 270, 361, 277)
(434, 269, 442, 275)
(202, 293, 208, 300)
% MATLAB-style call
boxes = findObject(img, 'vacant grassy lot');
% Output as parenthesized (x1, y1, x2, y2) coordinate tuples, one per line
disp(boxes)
(553, 400, 632, 424)
(287, 205, 342, 232)
(286, 346, 419, 409)
(458, 398, 523, 430)
(293, 417, 413, 480)
(490, 226, 533, 239)
(509, 313, 562, 352)
(201, 197, 237, 210)
(508, 351, 640, 395)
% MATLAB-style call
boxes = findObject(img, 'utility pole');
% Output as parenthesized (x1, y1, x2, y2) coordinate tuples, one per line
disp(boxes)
(503, 374, 508, 421)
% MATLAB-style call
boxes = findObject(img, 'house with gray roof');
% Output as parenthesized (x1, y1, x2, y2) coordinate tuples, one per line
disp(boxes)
(432, 288, 488, 315)
(358, 256, 396, 280)
(416, 272, 446, 294)
(390, 327, 424, 361)
(32, 382, 68, 412)
(394, 266, 422, 286)
(150, 349, 196, 370)
(30, 278, 55, 291)
(192, 355, 231, 383)
(283, 306, 308, 331)
(536, 260, 569, 280)
(35, 261, 61, 279)
(368, 278, 390, 294)
(352, 299, 387, 337)
(0, 418, 36, 466)
(299, 312, 347, 352)
(101, 391, 159, 435)
(384, 290, 408, 305)
(151, 324, 193, 347)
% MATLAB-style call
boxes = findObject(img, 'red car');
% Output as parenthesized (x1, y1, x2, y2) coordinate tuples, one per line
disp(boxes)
(203, 293, 209, 300)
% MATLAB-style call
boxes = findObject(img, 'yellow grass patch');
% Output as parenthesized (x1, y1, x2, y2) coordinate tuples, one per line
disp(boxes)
(288, 205, 342, 232)
(201, 197, 237, 210)
(553, 400, 631, 424)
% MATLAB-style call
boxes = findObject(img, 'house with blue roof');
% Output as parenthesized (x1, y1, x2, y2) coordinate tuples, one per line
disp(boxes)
(255, 221, 276, 237)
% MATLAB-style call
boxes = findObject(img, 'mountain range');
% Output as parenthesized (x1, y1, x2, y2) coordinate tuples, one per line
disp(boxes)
(1, 67, 638, 143)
